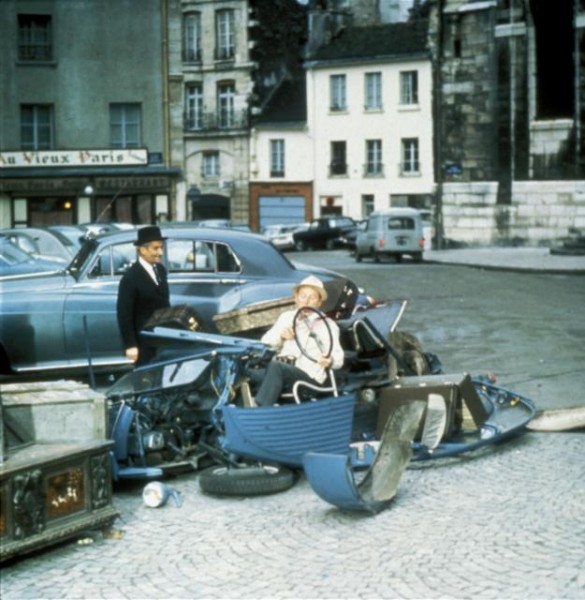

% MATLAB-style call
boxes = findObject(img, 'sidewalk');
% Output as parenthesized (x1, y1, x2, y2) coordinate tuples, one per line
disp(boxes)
(424, 246, 585, 274)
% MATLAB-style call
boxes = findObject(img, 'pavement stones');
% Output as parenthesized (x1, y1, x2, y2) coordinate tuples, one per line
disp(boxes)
(1, 247, 584, 600)
(1, 431, 583, 600)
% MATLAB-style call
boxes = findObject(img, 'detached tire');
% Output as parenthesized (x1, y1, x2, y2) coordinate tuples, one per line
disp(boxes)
(199, 464, 296, 497)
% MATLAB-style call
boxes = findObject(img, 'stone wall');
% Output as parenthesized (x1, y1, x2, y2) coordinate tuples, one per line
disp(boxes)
(441, 180, 585, 246)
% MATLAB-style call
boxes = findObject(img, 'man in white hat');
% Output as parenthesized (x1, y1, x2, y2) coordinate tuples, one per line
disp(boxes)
(248, 275, 344, 407)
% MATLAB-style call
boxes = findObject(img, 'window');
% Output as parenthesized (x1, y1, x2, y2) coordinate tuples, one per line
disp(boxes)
(215, 9, 234, 60)
(400, 71, 418, 105)
(270, 139, 285, 177)
(330, 141, 347, 175)
(202, 152, 220, 177)
(110, 104, 141, 148)
(18, 14, 52, 61)
(330, 75, 346, 111)
(183, 12, 201, 62)
(365, 140, 383, 176)
(401, 138, 420, 175)
(185, 84, 203, 130)
(365, 72, 382, 110)
(21, 105, 53, 150)
(388, 217, 415, 230)
(217, 82, 235, 128)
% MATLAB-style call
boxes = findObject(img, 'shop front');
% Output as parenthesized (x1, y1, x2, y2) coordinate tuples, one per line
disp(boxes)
(0, 149, 181, 228)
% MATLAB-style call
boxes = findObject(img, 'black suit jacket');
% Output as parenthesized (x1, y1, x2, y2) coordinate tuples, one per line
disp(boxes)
(116, 261, 170, 352)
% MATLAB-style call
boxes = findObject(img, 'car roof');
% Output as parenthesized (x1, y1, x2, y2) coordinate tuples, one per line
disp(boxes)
(368, 208, 422, 217)
(85, 225, 295, 278)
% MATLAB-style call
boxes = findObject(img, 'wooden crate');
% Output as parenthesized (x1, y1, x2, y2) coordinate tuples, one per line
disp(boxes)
(213, 297, 294, 334)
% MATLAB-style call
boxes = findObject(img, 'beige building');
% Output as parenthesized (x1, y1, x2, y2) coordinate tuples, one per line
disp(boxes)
(167, 0, 255, 223)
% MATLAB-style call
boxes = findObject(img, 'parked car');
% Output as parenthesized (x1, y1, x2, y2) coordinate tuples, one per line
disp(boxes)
(355, 208, 425, 263)
(193, 219, 252, 232)
(293, 217, 357, 251)
(47, 225, 86, 253)
(0, 226, 355, 376)
(0, 236, 64, 277)
(339, 219, 367, 252)
(263, 223, 308, 251)
(1, 227, 79, 263)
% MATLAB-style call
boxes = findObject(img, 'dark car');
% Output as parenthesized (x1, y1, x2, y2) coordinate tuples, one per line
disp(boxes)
(0, 236, 64, 278)
(339, 219, 367, 252)
(293, 217, 357, 251)
(0, 226, 350, 376)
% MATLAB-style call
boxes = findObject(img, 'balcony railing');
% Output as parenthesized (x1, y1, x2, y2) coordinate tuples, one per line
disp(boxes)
(364, 163, 384, 177)
(18, 44, 52, 61)
(183, 48, 202, 63)
(329, 162, 347, 176)
(214, 47, 235, 61)
(399, 161, 420, 176)
(184, 110, 249, 132)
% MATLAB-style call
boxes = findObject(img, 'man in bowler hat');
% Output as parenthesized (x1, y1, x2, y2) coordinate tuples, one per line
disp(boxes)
(117, 225, 170, 366)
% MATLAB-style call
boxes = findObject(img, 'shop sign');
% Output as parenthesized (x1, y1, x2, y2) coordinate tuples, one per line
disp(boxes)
(0, 149, 148, 168)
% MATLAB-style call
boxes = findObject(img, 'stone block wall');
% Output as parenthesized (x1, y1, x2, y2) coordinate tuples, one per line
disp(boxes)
(441, 180, 585, 246)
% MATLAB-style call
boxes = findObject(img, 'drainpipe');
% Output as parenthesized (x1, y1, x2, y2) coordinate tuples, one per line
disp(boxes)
(434, 0, 445, 249)
(575, 0, 581, 175)
(161, 0, 175, 219)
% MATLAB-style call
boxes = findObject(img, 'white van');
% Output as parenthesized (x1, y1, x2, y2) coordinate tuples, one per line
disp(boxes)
(355, 208, 425, 263)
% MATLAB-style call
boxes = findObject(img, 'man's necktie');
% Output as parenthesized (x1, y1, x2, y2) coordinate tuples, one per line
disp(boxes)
(153, 264, 162, 286)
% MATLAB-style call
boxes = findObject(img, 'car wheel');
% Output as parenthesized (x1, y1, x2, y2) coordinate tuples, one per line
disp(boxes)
(198, 464, 296, 496)
(295, 240, 306, 252)
(412, 252, 423, 263)
(395, 254, 403, 263)
(325, 239, 335, 250)
(373, 249, 381, 263)
(355, 251, 362, 263)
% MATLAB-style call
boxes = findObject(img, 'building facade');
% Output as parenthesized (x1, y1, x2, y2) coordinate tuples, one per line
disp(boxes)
(306, 21, 434, 219)
(0, 0, 180, 229)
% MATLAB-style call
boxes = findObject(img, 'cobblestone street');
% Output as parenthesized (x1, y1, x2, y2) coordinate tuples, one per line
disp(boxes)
(2, 249, 584, 599)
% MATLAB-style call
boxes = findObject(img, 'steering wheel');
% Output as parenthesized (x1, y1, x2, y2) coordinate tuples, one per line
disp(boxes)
(292, 307, 333, 363)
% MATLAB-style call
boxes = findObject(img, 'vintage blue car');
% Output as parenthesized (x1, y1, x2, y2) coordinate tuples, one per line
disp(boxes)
(0, 226, 355, 376)
(105, 300, 536, 512)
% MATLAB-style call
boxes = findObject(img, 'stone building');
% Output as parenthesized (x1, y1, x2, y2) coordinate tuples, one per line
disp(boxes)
(430, 0, 585, 245)
(0, 0, 180, 228)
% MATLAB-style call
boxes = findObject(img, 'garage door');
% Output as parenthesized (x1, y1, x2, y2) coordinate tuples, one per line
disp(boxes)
(259, 196, 305, 230)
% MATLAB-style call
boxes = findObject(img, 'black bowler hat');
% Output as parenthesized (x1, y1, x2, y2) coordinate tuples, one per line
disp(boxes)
(134, 225, 166, 246)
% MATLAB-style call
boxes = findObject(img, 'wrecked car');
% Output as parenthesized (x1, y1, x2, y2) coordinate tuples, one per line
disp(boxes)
(106, 294, 536, 510)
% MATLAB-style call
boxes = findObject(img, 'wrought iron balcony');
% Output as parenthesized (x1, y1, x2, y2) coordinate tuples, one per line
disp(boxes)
(184, 110, 249, 132)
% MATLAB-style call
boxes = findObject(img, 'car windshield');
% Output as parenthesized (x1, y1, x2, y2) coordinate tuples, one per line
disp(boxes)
(0, 239, 35, 265)
(108, 355, 214, 396)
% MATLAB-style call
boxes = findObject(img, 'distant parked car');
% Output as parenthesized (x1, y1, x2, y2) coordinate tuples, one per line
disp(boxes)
(293, 217, 357, 251)
(339, 219, 367, 252)
(0, 236, 64, 277)
(355, 208, 425, 263)
(1, 227, 79, 263)
(47, 225, 86, 253)
(0, 226, 352, 376)
(194, 219, 252, 232)
(78, 222, 136, 237)
(263, 224, 308, 251)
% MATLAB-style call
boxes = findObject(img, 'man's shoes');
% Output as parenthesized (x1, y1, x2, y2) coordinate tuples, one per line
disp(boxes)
(240, 381, 257, 408)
